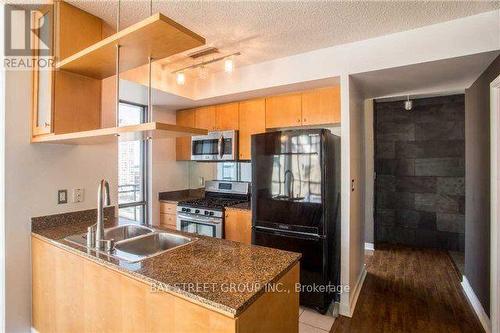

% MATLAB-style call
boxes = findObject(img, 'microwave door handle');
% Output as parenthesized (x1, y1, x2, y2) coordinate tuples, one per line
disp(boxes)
(218, 135, 224, 158)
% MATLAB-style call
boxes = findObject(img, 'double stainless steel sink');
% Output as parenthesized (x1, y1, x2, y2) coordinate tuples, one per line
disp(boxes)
(64, 224, 196, 262)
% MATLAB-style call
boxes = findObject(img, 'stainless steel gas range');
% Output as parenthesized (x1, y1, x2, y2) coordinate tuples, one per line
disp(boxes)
(176, 181, 250, 238)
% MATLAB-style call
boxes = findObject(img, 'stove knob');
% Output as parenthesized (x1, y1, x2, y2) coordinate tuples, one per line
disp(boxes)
(186, 208, 191, 213)
(204, 211, 209, 215)
(195, 209, 200, 214)
(209, 211, 214, 216)
(181, 208, 186, 212)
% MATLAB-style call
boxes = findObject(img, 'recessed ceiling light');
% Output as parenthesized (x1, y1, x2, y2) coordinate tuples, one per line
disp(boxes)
(176, 72, 185, 85)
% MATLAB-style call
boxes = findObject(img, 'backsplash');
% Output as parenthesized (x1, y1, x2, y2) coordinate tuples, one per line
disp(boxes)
(216, 162, 251, 182)
(31, 207, 115, 232)
(187, 161, 252, 188)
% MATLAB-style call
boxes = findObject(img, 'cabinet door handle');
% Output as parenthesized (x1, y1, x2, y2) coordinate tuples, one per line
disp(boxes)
(303, 118, 307, 122)
(44, 122, 51, 128)
(297, 119, 301, 123)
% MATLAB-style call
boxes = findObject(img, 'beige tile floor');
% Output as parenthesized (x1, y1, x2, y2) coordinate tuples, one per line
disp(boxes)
(299, 306, 336, 333)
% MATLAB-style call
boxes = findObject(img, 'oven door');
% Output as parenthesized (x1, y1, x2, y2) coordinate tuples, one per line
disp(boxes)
(176, 213, 222, 238)
(191, 130, 237, 161)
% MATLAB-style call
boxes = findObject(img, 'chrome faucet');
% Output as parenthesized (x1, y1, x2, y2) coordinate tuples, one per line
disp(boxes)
(96, 179, 110, 248)
(87, 179, 113, 251)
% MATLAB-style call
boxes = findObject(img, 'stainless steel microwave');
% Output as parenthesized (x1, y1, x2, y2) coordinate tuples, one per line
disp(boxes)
(191, 130, 238, 161)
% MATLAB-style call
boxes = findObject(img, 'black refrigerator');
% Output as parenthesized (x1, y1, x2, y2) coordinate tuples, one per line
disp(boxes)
(251, 129, 341, 314)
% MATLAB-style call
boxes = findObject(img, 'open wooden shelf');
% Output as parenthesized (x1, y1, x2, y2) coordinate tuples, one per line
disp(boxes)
(31, 122, 207, 145)
(56, 13, 205, 79)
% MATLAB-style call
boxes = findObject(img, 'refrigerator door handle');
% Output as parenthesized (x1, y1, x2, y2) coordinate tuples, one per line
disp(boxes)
(253, 226, 323, 240)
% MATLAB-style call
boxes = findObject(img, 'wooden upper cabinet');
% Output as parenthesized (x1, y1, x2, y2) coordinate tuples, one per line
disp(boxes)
(32, 2, 104, 138)
(239, 99, 265, 160)
(32, 5, 54, 137)
(265, 93, 302, 129)
(56, 1, 103, 60)
(215, 103, 239, 131)
(302, 86, 340, 125)
(53, 71, 101, 134)
(176, 109, 196, 160)
(224, 209, 252, 244)
(177, 109, 196, 127)
(195, 106, 216, 131)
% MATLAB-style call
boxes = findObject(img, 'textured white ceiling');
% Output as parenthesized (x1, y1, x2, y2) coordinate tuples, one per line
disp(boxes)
(352, 50, 500, 99)
(68, 0, 500, 74)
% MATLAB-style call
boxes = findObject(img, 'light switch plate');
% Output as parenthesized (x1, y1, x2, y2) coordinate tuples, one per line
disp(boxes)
(58, 190, 67, 204)
(73, 188, 84, 203)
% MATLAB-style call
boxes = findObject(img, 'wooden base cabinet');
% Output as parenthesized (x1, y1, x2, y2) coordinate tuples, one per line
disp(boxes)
(160, 202, 177, 230)
(32, 236, 299, 333)
(225, 209, 252, 244)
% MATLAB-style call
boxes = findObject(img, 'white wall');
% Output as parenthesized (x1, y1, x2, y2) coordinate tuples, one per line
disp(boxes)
(339, 75, 351, 315)
(364, 100, 374, 244)
(4, 69, 118, 332)
(150, 107, 192, 226)
(0, 5, 6, 332)
(339, 75, 366, 317)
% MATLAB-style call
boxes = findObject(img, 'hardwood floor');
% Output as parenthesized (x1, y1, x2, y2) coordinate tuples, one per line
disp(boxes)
(331, 244, 484, 333)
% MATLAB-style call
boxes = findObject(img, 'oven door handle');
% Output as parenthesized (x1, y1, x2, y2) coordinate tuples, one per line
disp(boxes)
(177, 213, 221, 224)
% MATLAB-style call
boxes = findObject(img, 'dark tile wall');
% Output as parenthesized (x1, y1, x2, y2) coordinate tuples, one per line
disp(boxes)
(374, 95, 465, 251)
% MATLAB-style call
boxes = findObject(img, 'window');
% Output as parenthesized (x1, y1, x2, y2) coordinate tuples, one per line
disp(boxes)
(118, 101, 148, 223)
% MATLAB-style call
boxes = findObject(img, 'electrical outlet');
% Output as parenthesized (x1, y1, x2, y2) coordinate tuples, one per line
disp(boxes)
(73, 188, 84, 203)
(199, 176, 205, 186)
(58, 190, 67, 204)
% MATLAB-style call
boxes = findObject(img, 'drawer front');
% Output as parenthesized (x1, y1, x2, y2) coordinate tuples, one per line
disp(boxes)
(160, 202, 177, 214)
(160, 213, 177, 229)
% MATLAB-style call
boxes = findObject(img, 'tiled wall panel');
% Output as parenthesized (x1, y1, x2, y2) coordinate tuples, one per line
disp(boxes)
(374, 95, 465, 251)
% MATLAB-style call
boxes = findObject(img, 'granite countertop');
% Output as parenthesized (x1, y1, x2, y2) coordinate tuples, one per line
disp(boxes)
(227, 201, 251, 211)
(158, 188, 204, 203)
(31, 213, 300, 317)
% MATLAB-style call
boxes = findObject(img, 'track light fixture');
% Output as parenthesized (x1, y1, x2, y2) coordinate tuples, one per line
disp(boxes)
(172, 52, 241, 85)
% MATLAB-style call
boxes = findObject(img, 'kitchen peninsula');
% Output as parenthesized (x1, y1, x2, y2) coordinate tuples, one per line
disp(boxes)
(31, 211, 300, 333)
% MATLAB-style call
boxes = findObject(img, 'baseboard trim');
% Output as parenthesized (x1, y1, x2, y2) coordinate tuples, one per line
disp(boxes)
(461, 275, 491, 333)
(339, 265, 367, 317)
(364, 242, 374, 251)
